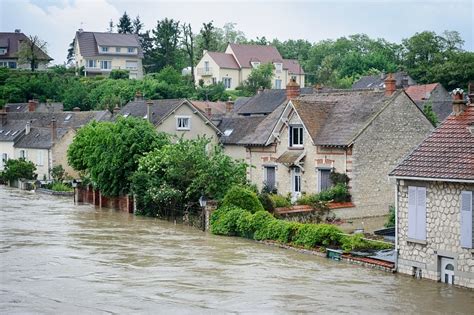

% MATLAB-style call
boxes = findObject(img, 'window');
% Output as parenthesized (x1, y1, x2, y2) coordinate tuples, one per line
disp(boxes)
(289, 125, 304, 147)
(19, 150, 26, 159)
(318, 169, 332, 192)
(408, 186, 427, 241)
(0, 48, 6, 55)
(291, 75, 297, 81)
(292, 167, 301, 193)
(87, 59, 96, 68)
(100, 60, 112, 70)
(65, 114, 72, 121)
(224, 129, 233, 136)
(0, 61, 6, 67)
(37, 151, 44, 166)
(8, 61, 16, 69)
(1, 153, 7, 168)
(275, 79, 282, 89)
(222, 77, 232, 89)
(204, 61, 209, 71)
(101, 46, 108, 52)
(251, 61, 260, 68)
(274, 62, 282, 73)
(128, 47, 135, 53)
(126, 60, 138, 70)
(264, 166, 276, 191)
(115, 47, 121, 53)
(176, 116, 190, 130)
(212, 77, 217, 84)
(460, 191, 473, 249)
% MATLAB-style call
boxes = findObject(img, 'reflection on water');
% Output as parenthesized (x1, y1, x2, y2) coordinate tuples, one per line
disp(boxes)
(0, 186, 473, 314)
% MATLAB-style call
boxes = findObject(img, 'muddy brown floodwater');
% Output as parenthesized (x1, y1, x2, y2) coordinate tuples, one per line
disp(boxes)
(0, 186, 473, 314)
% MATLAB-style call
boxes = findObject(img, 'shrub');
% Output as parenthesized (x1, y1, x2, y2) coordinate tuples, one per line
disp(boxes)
(210, 206, 247, 236)
(270, 194, 291, 208)
(329, 171, 350, 185)
(258, 192, 275, 212)
(293, 224, 343, 248)
(51, 182, 73, 192)
(236, 210, 254, 238)
(1, 158, 37, 182)
(222, 185, 264, 213)
(341, 234, 393, 252)
(332, 183, 351, 202)
(385, 205, 395, 228)
(297, 193, 320, 205)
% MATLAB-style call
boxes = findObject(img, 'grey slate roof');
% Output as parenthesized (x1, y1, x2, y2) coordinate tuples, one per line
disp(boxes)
(5, 102, 64, 113)
(14, 127, 68, 149)
(352, 72, 416, 89)
(76, 31, 143, 58)
(293, 89, 396, 146)
(0, 119, 26, 142)
(237, 89, 287, 115)
(118, 99, 184, 125)
(0, 32, 52, 60)
(6, 111, 111, 129)
(218, 116, 266, 145)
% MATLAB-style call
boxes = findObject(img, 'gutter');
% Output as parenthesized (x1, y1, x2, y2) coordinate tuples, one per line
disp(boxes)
(390, 175, 474, 184)
(394, 180, 399, 271)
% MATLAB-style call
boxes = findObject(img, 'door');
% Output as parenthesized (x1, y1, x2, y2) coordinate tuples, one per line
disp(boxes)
(440, 257, 455, 285)
(291, 167, 301, 201)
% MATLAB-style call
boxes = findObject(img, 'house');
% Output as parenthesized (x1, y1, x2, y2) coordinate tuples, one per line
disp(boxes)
(405, 83, 452, 122)
(389, 86, 474, 289)
(0, 30, 53, 70)
(118, 94, 221, 143)
(0, 110, 111, 179)
(5, 100, 63, 113)
(74, 29, 144, 79)
(352, 71, 416, 89)
(194, 43, 305, 90)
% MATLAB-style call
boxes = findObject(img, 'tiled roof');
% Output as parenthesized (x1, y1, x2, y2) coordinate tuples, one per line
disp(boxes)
(276, 150, 304, 164)
(14, 127, 69, 149)
(237, 89, 287, 115)
(390, 105, 474, 181)
(283, 59, 304, 74)
(76, 31, 143, 58)
(191, 101, 227, 117)
(293, 89, 392, 146)
(118, 99, 184, 125)
(405, 83, 439, 101)
(207, 52, 240, 69)
(228, 43, 283, 68)
(352, 72, 416, 89)
(0, 32, 52, 60)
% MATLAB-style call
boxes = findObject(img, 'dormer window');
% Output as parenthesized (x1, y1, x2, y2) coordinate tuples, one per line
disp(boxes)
(289, 125, 304, 147)
(101, 46, 108, 52)
(251, 61, 260, 68)
(116, 47, 121, 53)
(274, 62, 282, 73)
(128, 47, 135, 53)
(0, 48, 7, 55)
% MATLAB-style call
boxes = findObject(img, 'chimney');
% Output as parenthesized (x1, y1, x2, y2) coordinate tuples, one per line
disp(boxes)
(135, 91, 143, 101)
(257, 86, 264, 94)
(205, 104, 212, 117)
(226, 97, 234, 113)
(15, 29, 21, 33)
(380, 71, 385, 80)
(113, 105, 120, 115)
(452, 88, 467, 116)
(73, 107, 81, 112)
(51, 117, 57, 143)
(286, 78, 300, 100)
(146, 100, 153, 124)
(401, 73, 409, 88)
(384, 73, 396, 96)
(0, 112, 6, 126)
(28, 99, 37, 112)
(468, 82, 474, 104)
(25, 121, 31, 135)
(78, 28, 83, 33)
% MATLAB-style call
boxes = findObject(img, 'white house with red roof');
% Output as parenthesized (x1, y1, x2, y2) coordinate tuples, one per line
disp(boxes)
(390, 85, 474, 288)
(195, 43, 305, 90)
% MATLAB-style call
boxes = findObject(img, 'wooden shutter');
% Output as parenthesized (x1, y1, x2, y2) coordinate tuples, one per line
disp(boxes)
(416, 187, 427, 241)
(408, 186, 417, 239)
(460, 191, 473, 249)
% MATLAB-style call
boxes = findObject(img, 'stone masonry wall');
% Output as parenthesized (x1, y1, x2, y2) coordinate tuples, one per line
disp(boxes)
(351, 92, 433, 217)
(398, 180, 474, 289)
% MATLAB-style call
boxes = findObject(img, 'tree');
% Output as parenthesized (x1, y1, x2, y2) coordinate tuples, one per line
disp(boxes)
(107, 19, 114, 33)
(182, 23, 195, 84)
(132, 15, 144, 34)
(1, 158, 37, 183)
(117, 11, 133, 34)
(17, 35, 49, 71)
(195, 21, 221, 59)
(151, 18, 182, 72)
(50, 165, 66, 182)
(222, 22, 246, 45)
(423, 102, 438, 126)
(66, 38, 75, 65)
(240, 63, 274, 94)
(68, 117, 170, 196)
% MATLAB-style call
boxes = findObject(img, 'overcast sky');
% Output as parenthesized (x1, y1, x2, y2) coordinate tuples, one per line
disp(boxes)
(1, 0, 473, 65)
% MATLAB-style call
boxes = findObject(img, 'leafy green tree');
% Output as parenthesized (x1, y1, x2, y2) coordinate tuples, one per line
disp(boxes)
(17, 35, 48, 71)
(68, 117, 170, 196)
(423, 102, 438, 126)
(132, 15, 144, 34)
(151, 18, 182, 72)
(1, 158, 37, 182)
(182, 23, 195, 84)
(117, 11, 133, 34)
(62, 79, 91, 111)
(195, 82, 228, 101)
(66, 38, 75, 65)
(240, 63, 273, 94)
(50, 165, 66, 182)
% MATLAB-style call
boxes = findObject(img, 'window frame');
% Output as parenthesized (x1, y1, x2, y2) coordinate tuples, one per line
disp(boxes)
(176, 116, 191, 131)
(115, 47, 121, 53)
(100, 60, 112, 70)
(289, 124, 304, 148)
(407, 186, 427, 242)
(19, 149, 26, 159)
(264, 166, 277, 191)
(460, 190, 473, 249)
(101, 46, 108, 52)
(274, 62, 283, 73)
(37, 151, 44, 166)
(222, 77, 232, 89)
(87, 59, 96, 68)
(275, 79, 282, 89)
(128, 47, 135, 53)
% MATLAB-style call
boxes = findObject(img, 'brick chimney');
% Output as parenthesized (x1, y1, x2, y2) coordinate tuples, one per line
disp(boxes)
(468, 82, 474, 104)
(28, 99, 38, 112)
(0, 111, 6, 126)
(205, 104, 212, 117)
(286, 78, 300, 100)
(135, 91, 143, 101)
(384, 73, 396, 96)
(73, 107, 81, 112)
(226, 97, 234, 113)
(401, 73, 409, 88)
(146, 100, 153, 124)
(113, 105, 120, 115)
(452, 88, 467, 116)
(25, 121, 31, 135)
(51, 117, 57, 143)
(257, 86, 264, 94)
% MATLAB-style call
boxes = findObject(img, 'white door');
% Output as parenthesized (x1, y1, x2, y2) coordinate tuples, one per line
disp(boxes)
(291, 167, 302, 202)
(440, 257, 455, 285)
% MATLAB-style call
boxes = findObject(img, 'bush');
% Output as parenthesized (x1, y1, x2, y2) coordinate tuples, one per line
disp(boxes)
(329, 171, 350, 186)
(1, 158, 37, 182)
(222, 185, 264, 213)
(385, 205, 395, 228)
(258, 192, 275, 212)
(51, 182, 73, 192)
(341, 234, 393, 252)
(332, 183, 351, 202)
(270, 194, 291, 208)
(293, 224, 343, 248)
(210, 206, 247, 236)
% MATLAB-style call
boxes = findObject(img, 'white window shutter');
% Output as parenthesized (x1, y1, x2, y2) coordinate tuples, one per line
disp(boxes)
(408, 186, 417, 239)
(460, 191, 473, 249)
(416, 187, 427, 241)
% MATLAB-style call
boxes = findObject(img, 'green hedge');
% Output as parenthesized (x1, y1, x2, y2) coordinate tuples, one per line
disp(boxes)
(210, 207, 393, 252)
(221, 185, 264, 213)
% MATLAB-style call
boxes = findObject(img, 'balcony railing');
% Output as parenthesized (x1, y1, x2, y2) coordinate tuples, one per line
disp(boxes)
(197, 67, 213, 76)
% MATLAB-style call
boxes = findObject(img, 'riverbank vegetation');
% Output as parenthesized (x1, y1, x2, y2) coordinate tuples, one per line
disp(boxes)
(0, 158, 37, 184)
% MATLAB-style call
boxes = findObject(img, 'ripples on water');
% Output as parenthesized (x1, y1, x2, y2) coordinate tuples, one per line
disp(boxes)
(0, 186, 473, 314)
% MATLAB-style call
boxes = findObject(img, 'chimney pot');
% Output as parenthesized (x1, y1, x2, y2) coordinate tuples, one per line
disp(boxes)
(384, 73, 396, 96)
(28, 100, 37, 112)
(146, 100, 153, 124)
(15, 29, 21, 33)
(26, 121, 31, 135)
(135, 91, 143, 101)
(73, 107, 81, 112)
(225, 98, 234, 113)
(467, 82, 474, 104)
(205, 105, 212, 117)
(113, 105, 120, 115)
(451, 88, 467, 116)
(286, 78, 300, 100)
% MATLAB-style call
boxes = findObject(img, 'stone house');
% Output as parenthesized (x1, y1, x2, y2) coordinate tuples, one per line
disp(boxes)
(194, 43, 305, 90)
(74, 29, 143, 79)
(405, 83, 452, 122)
(390, 87, 474, 289)
(118, 96, 222, 144)
(0, 30, 52, 70)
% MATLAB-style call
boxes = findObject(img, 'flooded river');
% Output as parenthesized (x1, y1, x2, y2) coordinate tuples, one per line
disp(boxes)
(0, 186, 472, 314)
